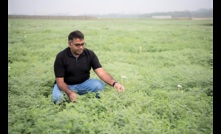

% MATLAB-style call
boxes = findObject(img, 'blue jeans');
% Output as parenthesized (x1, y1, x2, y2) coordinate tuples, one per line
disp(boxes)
(52, 78, 105, 103)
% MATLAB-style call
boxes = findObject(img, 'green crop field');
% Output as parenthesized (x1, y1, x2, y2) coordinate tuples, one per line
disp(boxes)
(8, 18, 213, 134)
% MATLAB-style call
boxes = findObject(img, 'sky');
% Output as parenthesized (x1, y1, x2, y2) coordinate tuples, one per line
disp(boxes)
(8, 0, 213, 16)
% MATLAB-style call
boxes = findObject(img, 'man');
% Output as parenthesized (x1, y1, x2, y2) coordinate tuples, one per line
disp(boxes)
(52, 30, 125, 104)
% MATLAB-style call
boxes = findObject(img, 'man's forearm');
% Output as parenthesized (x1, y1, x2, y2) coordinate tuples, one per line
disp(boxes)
(57, 82, 73, 95)
(102, 73, 116, 86)
(95, 69, 117, 86)
(56, 79, 77, 102)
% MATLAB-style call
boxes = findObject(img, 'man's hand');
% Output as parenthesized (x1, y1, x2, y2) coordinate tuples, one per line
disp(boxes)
(114, 83, 125, 92)
(67, 91, 77, 102)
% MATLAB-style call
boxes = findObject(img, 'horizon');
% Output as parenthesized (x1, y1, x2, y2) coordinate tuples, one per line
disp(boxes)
(8, 8, 213, 16)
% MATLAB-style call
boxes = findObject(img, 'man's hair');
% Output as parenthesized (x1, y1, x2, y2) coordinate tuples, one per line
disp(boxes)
(68, 30, 84, 41)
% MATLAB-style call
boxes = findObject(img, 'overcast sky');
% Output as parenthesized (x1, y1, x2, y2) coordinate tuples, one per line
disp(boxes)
(8, 0, 213, 15)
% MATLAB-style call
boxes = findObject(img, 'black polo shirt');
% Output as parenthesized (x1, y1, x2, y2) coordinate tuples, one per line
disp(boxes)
(54, 47, 102, 85)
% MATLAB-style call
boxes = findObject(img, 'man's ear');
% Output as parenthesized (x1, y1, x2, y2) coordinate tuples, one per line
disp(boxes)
(68, 41, 72, 47)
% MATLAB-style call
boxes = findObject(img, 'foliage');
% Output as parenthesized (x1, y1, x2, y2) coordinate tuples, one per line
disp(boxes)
(8, 18, 213, 134)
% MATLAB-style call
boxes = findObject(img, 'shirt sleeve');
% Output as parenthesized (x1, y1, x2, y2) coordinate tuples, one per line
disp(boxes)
(54, 53, 65, 77)
(91, 51, 102, 70)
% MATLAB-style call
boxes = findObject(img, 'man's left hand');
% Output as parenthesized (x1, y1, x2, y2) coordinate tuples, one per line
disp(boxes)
(114, 83, 125, 92)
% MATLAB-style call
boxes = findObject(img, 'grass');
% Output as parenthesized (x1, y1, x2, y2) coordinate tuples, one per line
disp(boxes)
(8, 18, 213, 134)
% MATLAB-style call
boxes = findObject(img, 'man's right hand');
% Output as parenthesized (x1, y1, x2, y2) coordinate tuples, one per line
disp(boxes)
(68, 91, 77, 102)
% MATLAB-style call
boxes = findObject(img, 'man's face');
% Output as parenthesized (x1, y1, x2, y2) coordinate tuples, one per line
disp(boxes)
(69, 38, 85, 56)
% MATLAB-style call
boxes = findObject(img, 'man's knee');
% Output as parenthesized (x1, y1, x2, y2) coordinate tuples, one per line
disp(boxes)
(52, 94, 64, 104)
(52, 84, 65, 104)
(94, 80, 105, 91)
(86, 80, 105, 92)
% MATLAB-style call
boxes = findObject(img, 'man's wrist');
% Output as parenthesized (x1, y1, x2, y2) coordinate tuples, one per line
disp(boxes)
(112, 81, 118, 87)
(67, 90, 74, 95)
